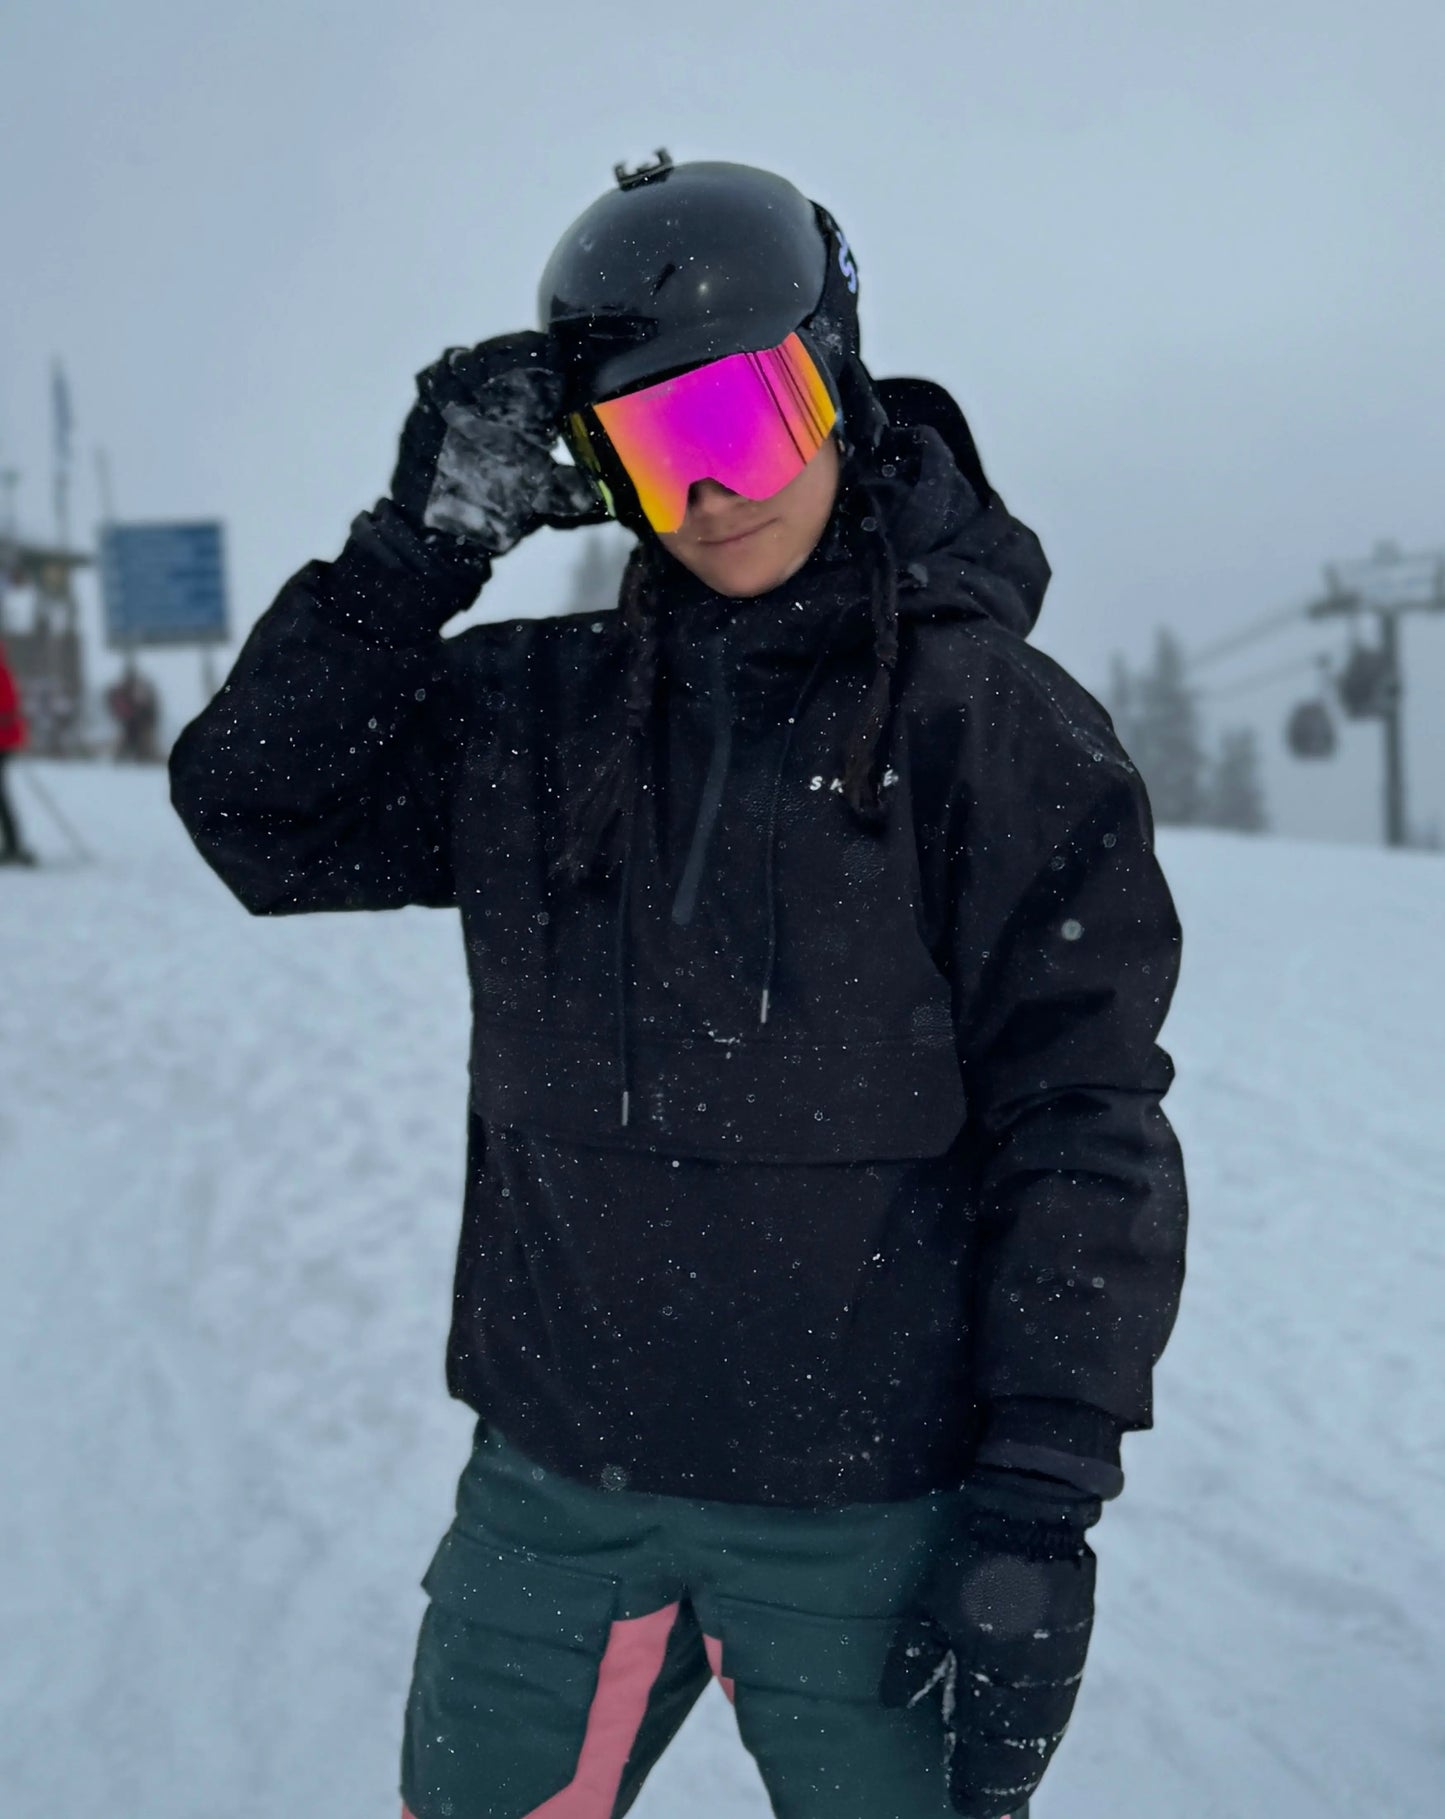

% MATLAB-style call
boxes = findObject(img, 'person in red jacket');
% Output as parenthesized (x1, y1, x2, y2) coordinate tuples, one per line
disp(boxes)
(0, 639, 36, 866)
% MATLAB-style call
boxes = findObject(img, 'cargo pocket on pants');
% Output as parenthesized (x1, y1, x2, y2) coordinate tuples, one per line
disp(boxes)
(401, 1526, 619, 1819)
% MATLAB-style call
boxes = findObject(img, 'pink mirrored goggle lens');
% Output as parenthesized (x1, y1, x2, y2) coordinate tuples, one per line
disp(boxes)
(587, 333, 837, 534)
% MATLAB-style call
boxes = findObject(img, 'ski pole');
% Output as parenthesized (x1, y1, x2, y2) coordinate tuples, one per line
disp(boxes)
(15, 759, 94, 863)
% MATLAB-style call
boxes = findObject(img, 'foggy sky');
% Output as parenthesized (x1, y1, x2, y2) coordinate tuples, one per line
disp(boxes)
(3, 0, 1442, 845)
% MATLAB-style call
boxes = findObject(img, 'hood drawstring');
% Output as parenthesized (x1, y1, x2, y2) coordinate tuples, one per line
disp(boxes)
(669, 634, 733, 931)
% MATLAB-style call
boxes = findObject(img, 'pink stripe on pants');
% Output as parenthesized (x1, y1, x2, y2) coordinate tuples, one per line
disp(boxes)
(528, 1601, 679, 1816)
(405, 1602, 736, 1819)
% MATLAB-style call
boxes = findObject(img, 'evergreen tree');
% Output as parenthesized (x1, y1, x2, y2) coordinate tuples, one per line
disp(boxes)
(1106, 654, 1137, 752)
(1128, 629, 1206, 825)
(565, 530, 632, 615)
(1206, 726, 1268, 832)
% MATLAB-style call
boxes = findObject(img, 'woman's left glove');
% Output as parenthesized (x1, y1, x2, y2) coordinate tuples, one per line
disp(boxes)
(389, 331, 607, 555)
(880, 1471, 1100, 1819)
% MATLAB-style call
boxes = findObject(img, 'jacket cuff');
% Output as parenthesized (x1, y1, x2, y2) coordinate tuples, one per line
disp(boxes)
(974, 1397, 1127, 1501)
(316, 500, 491, 647)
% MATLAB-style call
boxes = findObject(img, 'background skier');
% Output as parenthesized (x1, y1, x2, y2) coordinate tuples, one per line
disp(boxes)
(171, 156, 1187, 1819)
(0, 637, 36, 865)
(106, 660, 163, 763)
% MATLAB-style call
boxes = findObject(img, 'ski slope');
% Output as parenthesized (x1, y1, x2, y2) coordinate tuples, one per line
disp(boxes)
(2, 759, 1441, 1819)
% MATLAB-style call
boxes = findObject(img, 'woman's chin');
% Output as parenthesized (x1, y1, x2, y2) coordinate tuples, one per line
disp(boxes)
(683, 540, 808, 600)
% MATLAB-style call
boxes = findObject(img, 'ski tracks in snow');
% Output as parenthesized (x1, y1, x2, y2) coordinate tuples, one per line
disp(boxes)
(3, 777, 1442, 1818)
(1, 768, 476, 1815)
(1061, 833, 1445, 1819)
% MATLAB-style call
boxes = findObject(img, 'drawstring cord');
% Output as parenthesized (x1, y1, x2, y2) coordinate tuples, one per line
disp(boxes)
(612, 515, 897, 1120)
(669, 634, 733, 931)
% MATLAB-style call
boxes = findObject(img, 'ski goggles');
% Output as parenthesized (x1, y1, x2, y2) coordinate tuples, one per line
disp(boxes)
(565, 332, 838, 534)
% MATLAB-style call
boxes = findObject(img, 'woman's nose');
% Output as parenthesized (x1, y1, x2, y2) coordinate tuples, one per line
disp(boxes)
(687, 478, 739, 510)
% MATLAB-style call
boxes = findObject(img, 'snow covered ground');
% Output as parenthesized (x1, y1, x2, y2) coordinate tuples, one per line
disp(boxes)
(2, 758, 1442, 1819)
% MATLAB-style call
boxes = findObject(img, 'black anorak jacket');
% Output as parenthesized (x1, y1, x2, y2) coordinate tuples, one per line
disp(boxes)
(171, 383, 1187, 1508)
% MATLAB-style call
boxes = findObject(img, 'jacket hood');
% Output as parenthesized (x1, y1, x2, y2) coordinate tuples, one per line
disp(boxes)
(868, 375, 1049, 639)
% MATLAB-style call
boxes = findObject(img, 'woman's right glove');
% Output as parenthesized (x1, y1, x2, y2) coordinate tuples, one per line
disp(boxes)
(880, 1471, 1100, 1819)
(388, 330, 606, 556)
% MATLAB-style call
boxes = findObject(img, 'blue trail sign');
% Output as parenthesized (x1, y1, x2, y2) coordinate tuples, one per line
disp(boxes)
(99, 521, 229, 648)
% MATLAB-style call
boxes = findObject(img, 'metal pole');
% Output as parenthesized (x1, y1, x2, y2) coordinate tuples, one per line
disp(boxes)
(54, 456, 70, 556)
(1379, 608, 1407, 848)
(14, 757, 94, 862)
(94, 447, 116, 524)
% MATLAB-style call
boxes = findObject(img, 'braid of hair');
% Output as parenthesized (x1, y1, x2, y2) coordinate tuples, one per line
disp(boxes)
(620, 549, 660, 737)
(839, 484, 901, 829)
(553, 546, 660, 886)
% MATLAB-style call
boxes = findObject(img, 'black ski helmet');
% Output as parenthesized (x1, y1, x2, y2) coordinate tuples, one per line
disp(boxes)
(538, 153, 878, 438)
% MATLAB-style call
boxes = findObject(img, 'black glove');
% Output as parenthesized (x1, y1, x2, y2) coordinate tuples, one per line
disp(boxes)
(389, 331, 606, 555)
(881, 1471, 1100, 1819)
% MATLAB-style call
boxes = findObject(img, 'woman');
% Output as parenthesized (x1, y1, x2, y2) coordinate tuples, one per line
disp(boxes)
(171, 157, 1187, 1819)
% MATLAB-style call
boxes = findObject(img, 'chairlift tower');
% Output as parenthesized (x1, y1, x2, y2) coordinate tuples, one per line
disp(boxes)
(1308, 542, 1445, 849)
(1, 360, 96, 755)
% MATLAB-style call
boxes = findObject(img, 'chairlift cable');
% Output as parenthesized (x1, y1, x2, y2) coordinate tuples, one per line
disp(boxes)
(1199, 654, 1325, 704)
(1184, 601, 1313, 672)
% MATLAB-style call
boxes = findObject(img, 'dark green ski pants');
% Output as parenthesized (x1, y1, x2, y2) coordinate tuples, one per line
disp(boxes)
(400, 1423, 1027, 1819)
